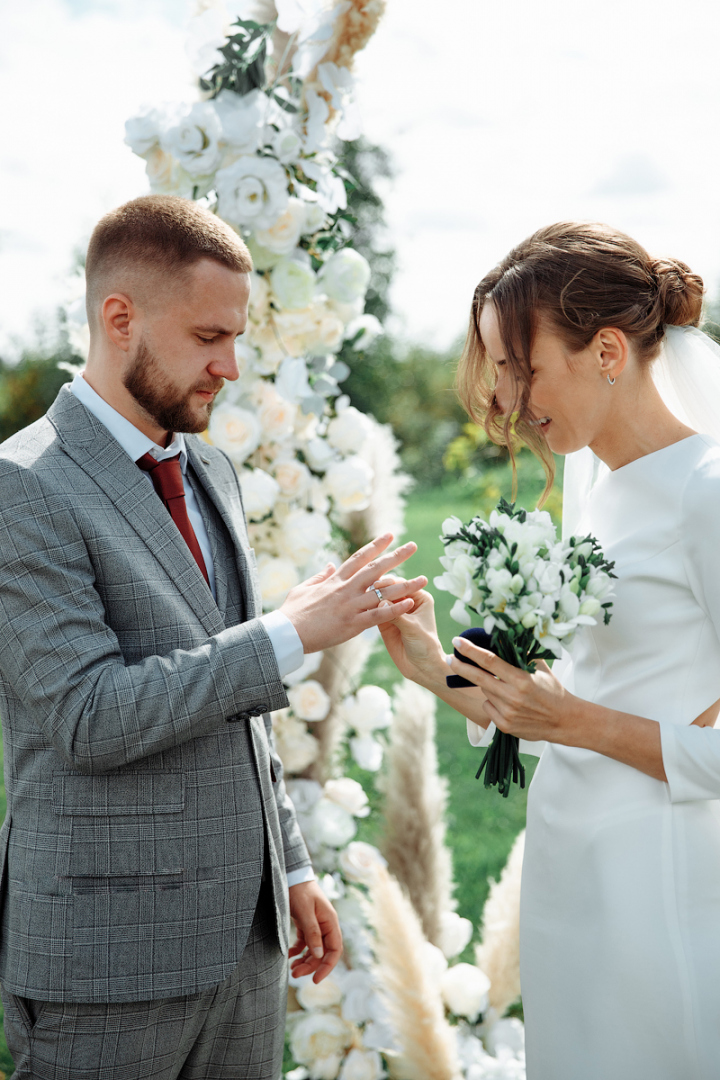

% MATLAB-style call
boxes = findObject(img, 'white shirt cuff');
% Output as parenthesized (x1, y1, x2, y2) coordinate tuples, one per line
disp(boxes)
(466, 718, 546, 758)
(260, 610, 305, 679)
(660, 722, 720, 802)
(287, 866, 315, 887)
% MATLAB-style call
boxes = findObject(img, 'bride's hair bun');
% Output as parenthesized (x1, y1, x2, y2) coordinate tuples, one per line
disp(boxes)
(651, 257, 704, 328)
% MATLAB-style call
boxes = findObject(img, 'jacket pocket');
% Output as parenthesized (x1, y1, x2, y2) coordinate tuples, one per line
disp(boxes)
(52, 771, 185, 816)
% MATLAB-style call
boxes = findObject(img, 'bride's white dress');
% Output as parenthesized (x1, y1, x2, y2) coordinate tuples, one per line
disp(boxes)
(469, 433, 720, 1079)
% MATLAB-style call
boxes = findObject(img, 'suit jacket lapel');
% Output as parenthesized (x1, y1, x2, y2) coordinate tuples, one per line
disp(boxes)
(185, 441, 260, 620)
(48, 389, 226, 637)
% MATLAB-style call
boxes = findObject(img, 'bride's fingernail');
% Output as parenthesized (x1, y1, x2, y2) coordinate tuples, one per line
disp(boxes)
(451, 637, 464, 648)
(445, 654, 453, 666)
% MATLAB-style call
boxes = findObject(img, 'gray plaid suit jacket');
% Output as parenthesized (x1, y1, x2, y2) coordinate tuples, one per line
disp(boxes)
(0, 386, 310, 1003)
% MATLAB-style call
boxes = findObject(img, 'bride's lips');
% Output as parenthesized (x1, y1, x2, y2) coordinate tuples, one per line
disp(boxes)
(528, 416, 552, 431)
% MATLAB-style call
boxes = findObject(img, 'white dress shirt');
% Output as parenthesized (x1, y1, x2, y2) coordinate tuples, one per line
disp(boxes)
(70, 375, 313, 888)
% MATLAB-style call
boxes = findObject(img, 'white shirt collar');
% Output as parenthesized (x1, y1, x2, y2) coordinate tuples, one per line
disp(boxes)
(70, 374, 188, 471)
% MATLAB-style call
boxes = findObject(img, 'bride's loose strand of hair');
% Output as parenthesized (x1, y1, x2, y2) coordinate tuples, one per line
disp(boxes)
(457, 222, 705, 503)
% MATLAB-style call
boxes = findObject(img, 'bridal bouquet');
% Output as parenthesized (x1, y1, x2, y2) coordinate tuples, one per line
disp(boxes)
(435, 498, 616, 796)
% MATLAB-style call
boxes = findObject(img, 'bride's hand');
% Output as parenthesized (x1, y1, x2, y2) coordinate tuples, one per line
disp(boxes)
(378, 589, 448, 689)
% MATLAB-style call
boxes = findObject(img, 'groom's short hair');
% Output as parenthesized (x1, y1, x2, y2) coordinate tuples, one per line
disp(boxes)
(85, 195, 252, 328)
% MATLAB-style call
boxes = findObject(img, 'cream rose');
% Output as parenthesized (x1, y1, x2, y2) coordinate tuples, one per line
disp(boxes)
(337, 841, 387, 885)
(248, 271, 271, 323)
(341, 686, 392, 737)
(287, 679, 331, 722)
(440, 962, 491, 1021)
(437, 910, 474, 959)
(326, 406, 374, 455)
(311, 310, 345, 355)
(143, 146, 185, 194)
(295, 973, 344, 1011)
(304, 437, 336, 473)
(274, 457, 312, 499)
(302, 201, 328, 235)
(272, 711, 319, 774)
(161, 101, 222, 177)
(254, 198, 306, 255)
(324, 778, 369, 818)
(323, 457, 374, 513)
(338, 1049, 384, 1080)
(216, 154, 289, 230)
(256, 554, 300, 609)
(319, 248, 371, 304)
(208, 404, 261, 465)
(289, 1012, 354, 1072)
(258, 387, 297, 442)
(246, 320, 286, 374)
(349, 735, 383, 772)
(239, 468, 280, 521)
(271, 257, 317, 311)
(278, 509, 332, 567)
(274, 309, 319, 358)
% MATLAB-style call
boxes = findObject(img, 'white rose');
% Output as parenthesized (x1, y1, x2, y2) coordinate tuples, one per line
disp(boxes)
(338, 970, 377, 1024)
(246, 234, 283, 271)
(311, 311, 346, 355)
(271, 257, 317, 311)
(338, 841, 387, 885)
(256, 554, 300, 609)
(216, 155, 289, 230)
(329, 297, 364, 323)
(246, 320, 286, 373)
(324, 778, 370, 818)
(305, 437, 337, 473)
(286, 778, 324, 814)
(284, 651, 323, 688)
(239, 467, 279, 521)
(272, 711, 319, 773)
(338, 1048, 384, 1080)
(326, 407, 374, 455)
(258, 387, 297, 442)
(279, 509, 332, 567)
(288, 679, 331, 722)
(255, 198, 307, 255)
(271, 125, 304, 164)
(437, 911, 474, 959)
(296, 973, 344, 1011)
(161, 101, 222, 177)
(143, 147, 187, 194)
(275, 355, 313, 403)
(124, 106, 167, 155)
(208, 404, 261, 465)
(319, 249, 371, 304)
(302, 201, 328, 235)
(349, 735, 383, 772)
(341, 686, 392, 737)
(214, 87, 265, 154)
(290, 1013, 353, 1072)
(440, 963, 491, 1021)
(323, 457, 374, 513)
(308, 799, 358, 848)
(274, 457, 312, 499)
(345, 314, 383, 351)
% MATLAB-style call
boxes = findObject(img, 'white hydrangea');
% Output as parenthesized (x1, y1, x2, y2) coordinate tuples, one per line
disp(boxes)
(216, 155, 289, 230)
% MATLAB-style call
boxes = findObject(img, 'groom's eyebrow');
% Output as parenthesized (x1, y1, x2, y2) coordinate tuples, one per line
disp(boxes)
(193, 325, 243, 336)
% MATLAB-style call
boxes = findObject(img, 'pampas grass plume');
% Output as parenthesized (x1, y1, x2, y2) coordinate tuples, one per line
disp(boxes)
(475, 829, 525, 1017)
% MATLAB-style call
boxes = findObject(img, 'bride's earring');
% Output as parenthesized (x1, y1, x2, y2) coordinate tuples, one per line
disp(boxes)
(607, 375, 616, 385)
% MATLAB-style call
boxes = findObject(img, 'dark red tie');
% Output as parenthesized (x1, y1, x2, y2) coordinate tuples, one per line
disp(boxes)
(137, 452, 210, 587)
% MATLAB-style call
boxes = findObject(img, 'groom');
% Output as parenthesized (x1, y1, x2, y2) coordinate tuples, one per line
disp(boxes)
(0, 194, 422, 1078)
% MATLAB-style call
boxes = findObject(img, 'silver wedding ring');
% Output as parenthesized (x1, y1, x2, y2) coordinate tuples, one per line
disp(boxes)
(373, 587, 384, 602)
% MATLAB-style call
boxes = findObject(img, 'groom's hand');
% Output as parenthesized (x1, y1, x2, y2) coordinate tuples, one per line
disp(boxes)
(280, 533, 426, 654)
(288, 880, 343, 983)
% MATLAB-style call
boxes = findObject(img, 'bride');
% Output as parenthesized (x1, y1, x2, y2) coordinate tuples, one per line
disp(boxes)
(376, 222, 720, 1079)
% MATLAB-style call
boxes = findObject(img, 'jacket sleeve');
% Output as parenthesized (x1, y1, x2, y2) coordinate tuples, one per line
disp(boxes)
(661, 457, 720, 802)
(0, 458, 289, 773)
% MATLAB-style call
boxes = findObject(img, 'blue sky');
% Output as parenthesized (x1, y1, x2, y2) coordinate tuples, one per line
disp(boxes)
(3, 0, 720, 356)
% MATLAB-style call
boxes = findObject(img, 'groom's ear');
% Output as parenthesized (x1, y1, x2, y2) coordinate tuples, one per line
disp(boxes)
(592, 327, 629, 382)
(101, 293, 135, 353)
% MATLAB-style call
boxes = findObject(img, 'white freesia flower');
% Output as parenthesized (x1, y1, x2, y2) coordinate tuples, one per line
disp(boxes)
(345, 314, 383, 350)
(437, 910, 474, 959)
(349, 735, 383, 772)
(288, 679, 331, 721)
(305, 436, 337, 473)
(216, 155, 289, 230)
(323, 456, 374, 512)
(208, 404, 261, 465)
(214, 88, 266, 154)
(289, 1012, 353, 1077)
(274, 456, 312, 499)
(341, 685, 392, 737)
(124, 105, 167, 155)
(256, 554, 300, 609)
(319, 249, 371, 304)
(338, 841, 387, 885)
(338, 1048, 384, 1080)
(296, 973, 344, 1011)
(271, 256, 316, 310)
(326, 406, 373, 454)
(324, 777, 370, 818)
(255, 198, 307, 255)
(161, 101, 222, 177)
(440, 962, 491, 1021)
(239, 467, 280, 521)
(272, 710, 319, 773)
(279, 509, 332, 566)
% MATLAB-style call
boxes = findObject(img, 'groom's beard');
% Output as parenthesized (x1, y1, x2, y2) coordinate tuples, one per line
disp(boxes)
(123, 338, 222, 436)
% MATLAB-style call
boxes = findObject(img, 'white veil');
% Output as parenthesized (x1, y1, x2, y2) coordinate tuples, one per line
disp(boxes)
(562, 326, 720, 538)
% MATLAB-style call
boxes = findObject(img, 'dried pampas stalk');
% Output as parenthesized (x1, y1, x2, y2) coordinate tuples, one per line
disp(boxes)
(366, 864, 462, 1080)
(380, 681, 455, 946)
(303, 635, 374, 782)
(475, 829, 525, 1017)
(321, 0, 386, 72)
